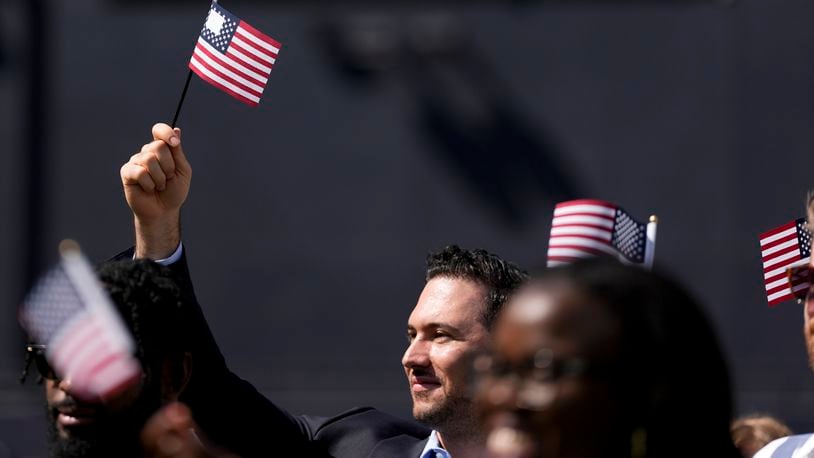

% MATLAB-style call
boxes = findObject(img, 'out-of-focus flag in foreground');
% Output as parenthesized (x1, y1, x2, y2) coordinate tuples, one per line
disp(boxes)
(19, 242, 141, 401)
(189, 1, 281, 106)
(760, 218, 812, 306)
(547, 199, 657, 269)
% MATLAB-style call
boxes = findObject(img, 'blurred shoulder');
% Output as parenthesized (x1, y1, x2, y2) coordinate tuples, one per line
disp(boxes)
(755, 433, 814, 458)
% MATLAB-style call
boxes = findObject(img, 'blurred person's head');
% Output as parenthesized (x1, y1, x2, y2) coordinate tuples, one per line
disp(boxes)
(475, 258, 739, 458)
(22, 260, 193, 458)
(804, 191, 814, 369)
(731, 414, 791, 457)
(402, 245, 527, 440)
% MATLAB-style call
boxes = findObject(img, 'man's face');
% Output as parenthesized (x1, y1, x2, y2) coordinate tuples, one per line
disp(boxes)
(44, 371, 160, 458)
(402, 276, 490, 428)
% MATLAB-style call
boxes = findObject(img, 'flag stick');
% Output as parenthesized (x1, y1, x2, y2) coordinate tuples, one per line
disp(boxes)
(644, 215, 658, 270)
(171, 70, 193, 128)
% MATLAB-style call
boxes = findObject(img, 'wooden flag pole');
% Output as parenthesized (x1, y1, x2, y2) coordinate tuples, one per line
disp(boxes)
(171, 69, 193, 128)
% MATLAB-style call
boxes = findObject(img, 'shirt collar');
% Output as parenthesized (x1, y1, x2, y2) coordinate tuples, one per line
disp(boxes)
(420, 430, 451, 458)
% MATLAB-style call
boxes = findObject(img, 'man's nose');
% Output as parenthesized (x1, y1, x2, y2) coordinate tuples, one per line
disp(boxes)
(57, 377, 72, 393)
(402, 339, 431, 369)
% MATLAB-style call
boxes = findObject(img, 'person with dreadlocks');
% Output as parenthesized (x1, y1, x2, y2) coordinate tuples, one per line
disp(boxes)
(20, 260, 197, 458)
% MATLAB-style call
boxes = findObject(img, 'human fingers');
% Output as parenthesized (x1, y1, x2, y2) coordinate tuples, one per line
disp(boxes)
(121, 162, 156, 193)
(132, 143, 168, 191)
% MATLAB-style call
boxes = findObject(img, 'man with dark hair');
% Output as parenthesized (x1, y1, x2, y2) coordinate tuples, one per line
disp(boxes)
(20, 260, 194, 458)
(119, 123, 527, 457)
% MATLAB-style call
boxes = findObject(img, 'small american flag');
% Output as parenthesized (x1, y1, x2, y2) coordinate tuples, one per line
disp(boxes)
(19, 245, 141, 401)
(189, 1, 281, 106)
(760, 218, 812, 306)
(547, 199, 653, 268)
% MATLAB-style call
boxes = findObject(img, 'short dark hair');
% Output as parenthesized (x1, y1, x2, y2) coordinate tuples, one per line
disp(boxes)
(425, 245, 527, 328)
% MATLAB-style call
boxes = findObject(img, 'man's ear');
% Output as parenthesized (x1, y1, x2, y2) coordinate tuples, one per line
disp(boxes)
(160, 352, 192, 402)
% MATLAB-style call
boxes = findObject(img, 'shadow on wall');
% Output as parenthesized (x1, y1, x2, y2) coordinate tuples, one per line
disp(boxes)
(315, 12, 580, 226)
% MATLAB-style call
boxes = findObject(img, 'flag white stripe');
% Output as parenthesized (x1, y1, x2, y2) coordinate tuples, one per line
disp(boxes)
(550, 226, 612, 240)
(793, 282, 811, 294)
(761, 238, 798, 258)
(547, 237, 616, 255)
(191, 48, 264, 93)
(552, 215, 614, 229)
(190, 58, 261, 103)
(235, 27, 280, 54)
(764, 266, 788, 280)
(92, 357, 140, 395)
(765, 277, 789, 291)
(553, 205, 616, 218)
(227, 46, 273, 75)
(232, 35, 276, 64)
(763, 250, 801, 269)
(198, 38, 268, 84)
(760, 226, 797, 246)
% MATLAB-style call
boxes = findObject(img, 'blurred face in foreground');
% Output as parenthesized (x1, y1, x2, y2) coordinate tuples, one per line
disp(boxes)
(42, 358, 165, 458)
(807, 202, 814, 370)
(475, 280, 621, 458)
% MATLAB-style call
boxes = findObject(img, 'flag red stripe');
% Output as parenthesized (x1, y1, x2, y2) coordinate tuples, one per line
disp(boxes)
(762, 244, 801, 264)
(760, 221, 797, 240)
(768, 292, 793, 306)
(189, 63, 259, 106)
(549, 234, 613, 245)
(191, 51, 263, 98)
(194, 42, 266, 87)
(554, 199, 616, 210)
(238, 21, 282, 48)
(548, 246, 613, 258)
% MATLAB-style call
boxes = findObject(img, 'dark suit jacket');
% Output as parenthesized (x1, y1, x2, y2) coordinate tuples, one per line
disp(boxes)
(113, 248, 431, 457)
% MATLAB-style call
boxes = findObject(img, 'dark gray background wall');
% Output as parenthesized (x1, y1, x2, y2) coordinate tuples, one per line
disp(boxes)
(1, 0, 813, 455)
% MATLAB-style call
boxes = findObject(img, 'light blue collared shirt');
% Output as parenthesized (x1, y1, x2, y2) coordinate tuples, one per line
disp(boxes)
(421, 430, 450, 458)
(133, 242, 184, 265)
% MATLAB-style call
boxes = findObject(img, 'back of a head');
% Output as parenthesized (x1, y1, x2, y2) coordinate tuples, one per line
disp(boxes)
(538, 258, 738, 457)
(96, 260, 190, 377)
(426, 245, 528, 328)
(731, 415, 792, 457)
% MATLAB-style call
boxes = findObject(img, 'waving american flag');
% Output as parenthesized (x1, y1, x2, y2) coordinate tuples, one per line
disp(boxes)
(547, 199, 657, 269)
(189, 1, 281, 106)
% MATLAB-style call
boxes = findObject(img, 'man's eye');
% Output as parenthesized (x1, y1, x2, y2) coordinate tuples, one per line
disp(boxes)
(406, 333, 415, 343)
(434, 331, 452, 341)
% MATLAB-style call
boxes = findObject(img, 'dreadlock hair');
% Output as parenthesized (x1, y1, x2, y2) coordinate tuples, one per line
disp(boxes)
(95, 259, 191, 382)
(425, 245, 527, 329)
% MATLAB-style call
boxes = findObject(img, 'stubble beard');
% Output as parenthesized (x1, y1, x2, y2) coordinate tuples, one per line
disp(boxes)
(412, 391, 479, 438)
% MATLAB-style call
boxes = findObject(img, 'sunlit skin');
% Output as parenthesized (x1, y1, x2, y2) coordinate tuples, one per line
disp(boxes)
(45, 376, 145, 440)
(402, 276, 490, 449)
(476, 281, 620, 458)
(806, 203, 814, 370)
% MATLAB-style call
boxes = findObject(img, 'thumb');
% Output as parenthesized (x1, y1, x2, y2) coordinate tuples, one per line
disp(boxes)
(170, 127, 192, 177)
